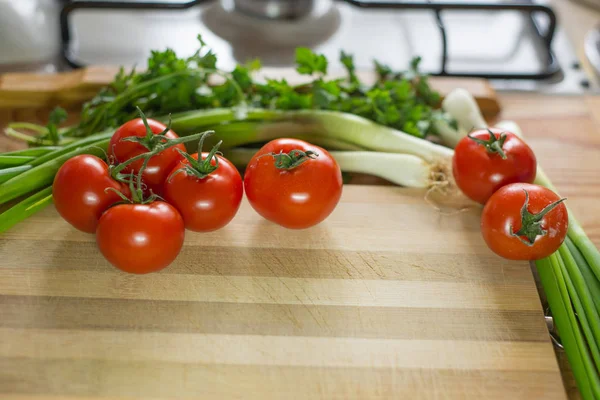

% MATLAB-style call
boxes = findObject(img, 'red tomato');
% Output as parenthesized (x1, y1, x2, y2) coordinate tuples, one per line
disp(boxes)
(109, 118, 185, 195)
(481, 183, 568, 260)
(53, 154, 129, 233)
(96, 201, 185, 274)
(452, 128, 537, 204)
(244, 138, 342, 229)
(164, 153, 243, 232)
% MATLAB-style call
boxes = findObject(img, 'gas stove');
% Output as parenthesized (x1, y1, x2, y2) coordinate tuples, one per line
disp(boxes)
(0, 0, 594, 94)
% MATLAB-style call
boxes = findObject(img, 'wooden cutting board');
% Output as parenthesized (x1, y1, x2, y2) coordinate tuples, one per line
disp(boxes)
(4, 67, 598, 398)
(0, 185, 565, 399)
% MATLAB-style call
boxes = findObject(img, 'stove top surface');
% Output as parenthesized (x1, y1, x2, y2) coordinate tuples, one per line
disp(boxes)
(2, 0, 596, 94)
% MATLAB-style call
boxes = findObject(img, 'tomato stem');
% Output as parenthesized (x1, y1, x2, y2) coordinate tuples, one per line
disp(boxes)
(135, 157, 150, 201)
(510, 189, 567, 246)
(109, 108, 215, 182)
(468, 129, 508, 159)
(110, 151, 150, 179)
(104, 186, 130, 203)
(170, 132, 222, 181)
(264, 149, 319, 170)
(107, 108, 220, 203)
(120, 107, 173, 151)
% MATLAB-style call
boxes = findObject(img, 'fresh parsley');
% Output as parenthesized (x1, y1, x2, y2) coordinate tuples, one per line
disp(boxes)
(295, 47, 328, 76)
(58, 36, 453, 140)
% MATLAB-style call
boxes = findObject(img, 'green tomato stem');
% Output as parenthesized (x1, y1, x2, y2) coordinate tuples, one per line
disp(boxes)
(267, 149, 319, 170)
(509, 189, 566, 246)
(171, 132, 222, 181)
(468, 129, 508, 159)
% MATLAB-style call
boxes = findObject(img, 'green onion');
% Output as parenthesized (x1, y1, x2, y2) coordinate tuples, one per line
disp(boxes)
(538, 254, 599, 400)
(434, 88, 487, 147)
(0, 138, 110, 205)
(291, 135, 365, 151)
(565, 236, 600, 314)
(0, 155, 36, 168)
(558, 245, 600, 368)
(0, 165, 32, 184)
(169, 108, 282, 134)
(28, 130, 112, 167)
(0, 186, 53, 233)
(172, 109, 454, 162)
(283, 111, 454, 162)
(1, 146, 62, 157)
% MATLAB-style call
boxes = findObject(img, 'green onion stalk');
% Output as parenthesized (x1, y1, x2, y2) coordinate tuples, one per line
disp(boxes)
(533, 168, 600, 399)
(0, 186, 53, 232)
(480, 120, 600, 397)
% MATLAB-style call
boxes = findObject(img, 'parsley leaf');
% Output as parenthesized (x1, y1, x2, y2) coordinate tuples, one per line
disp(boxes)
(46, 107, 68, 145)
(340, 51, 358, 84)
(374, 60, 392, 81)
(313, 80, 341, 108)
(55, 35, 451, 142)
(295, 47, 328, 76)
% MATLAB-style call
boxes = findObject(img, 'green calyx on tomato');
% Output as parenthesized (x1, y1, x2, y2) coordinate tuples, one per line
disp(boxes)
(170, 131, 222, 181)
(468, 129, 508, 159)
(510, 189, 567, 246)
(119, 107, 173, 151)
(266, 149, 319, 170)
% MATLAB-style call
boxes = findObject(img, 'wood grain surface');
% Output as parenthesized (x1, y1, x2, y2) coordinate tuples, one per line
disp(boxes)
(3, 90, 599, 399)
(0, 186, 565, 400)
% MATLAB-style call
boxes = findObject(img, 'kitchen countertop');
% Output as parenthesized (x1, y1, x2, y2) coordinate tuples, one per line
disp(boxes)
(552, 0, 600, 85)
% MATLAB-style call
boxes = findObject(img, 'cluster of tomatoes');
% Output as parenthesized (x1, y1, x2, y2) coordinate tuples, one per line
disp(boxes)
(53, 115, 343, 274)
(452, 128, 568, 260)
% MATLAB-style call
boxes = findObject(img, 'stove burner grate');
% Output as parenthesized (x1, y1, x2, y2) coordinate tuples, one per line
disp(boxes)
(59, 0, 560, 80)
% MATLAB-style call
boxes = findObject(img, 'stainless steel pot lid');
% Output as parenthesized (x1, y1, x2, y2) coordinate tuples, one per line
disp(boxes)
(223, 0, 333, 20)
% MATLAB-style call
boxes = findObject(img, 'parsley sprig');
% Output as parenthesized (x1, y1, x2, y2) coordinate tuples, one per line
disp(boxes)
(56, 36, 454, 141)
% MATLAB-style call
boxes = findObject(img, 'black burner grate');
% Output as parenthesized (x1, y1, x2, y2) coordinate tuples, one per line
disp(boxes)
(59, 0, 559, 80)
